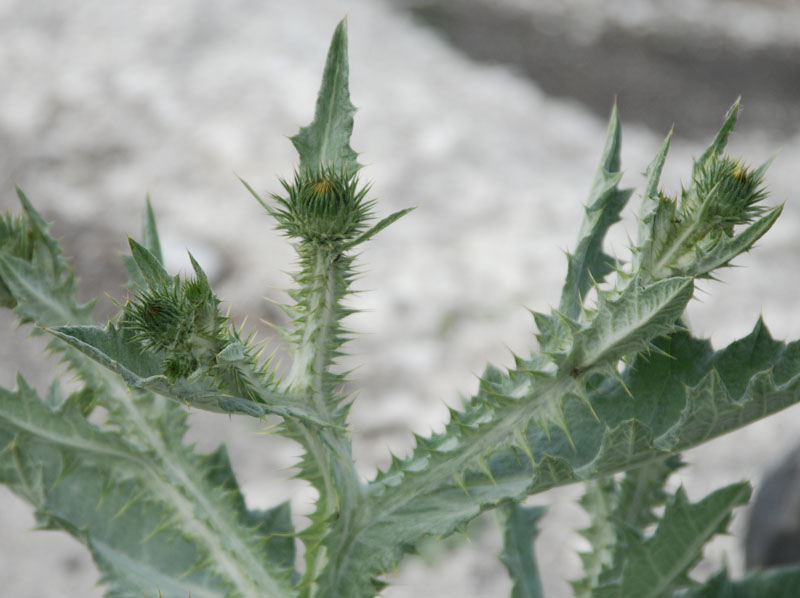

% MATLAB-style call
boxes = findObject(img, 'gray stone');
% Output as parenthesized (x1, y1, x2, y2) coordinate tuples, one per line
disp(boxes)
(747, 443, 800, 569)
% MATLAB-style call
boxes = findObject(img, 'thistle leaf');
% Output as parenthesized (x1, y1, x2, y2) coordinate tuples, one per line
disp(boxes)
(290, 18, 359, 175)
(573, 456, 684, 596)
(687, 205, 782, 278)
(636, 130, 672, 262)
(572, 478, 618, 596)
(49, 324, 329, 425)
(570, 276, 694, 371)
(0, 252, 92, 326)
(693, 100, 739, 178)
(123, 198, 164, 292)
(142, 196, 163, 263)
(128, 236, 171, 288)
(559, 104, 633, 322)
(319, 320, 800, 597)
(675, 566, 800, 598)
(0, 187, 93, 326)
(591, 483, 751, 598)
(0, 378, 295, 597)
(344, 206, 415, 250)
(500, 503, 546, 598)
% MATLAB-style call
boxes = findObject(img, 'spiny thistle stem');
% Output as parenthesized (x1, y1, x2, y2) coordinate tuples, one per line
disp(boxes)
(254, 23, 398, 586)
(281, 240, 363, 596)
(283, 244, 348, 401)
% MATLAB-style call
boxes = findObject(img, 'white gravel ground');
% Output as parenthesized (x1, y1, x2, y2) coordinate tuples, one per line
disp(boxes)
(1, 1, 799, 597)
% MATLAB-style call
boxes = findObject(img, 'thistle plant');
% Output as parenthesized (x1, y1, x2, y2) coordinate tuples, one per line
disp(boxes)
(3, 19, 800, 598)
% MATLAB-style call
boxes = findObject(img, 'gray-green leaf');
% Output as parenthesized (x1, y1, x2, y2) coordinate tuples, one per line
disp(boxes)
(500, 503, 546, 598)
(49, 324, 329, 425)
(571, 276, 694, 371)
(591, 483, 750, 598)
(290, 18, 359, 175)
(560, 104, 633, 322)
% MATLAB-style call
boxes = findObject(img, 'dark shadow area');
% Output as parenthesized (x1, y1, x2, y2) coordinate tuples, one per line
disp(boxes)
(402, 2, 800, 140)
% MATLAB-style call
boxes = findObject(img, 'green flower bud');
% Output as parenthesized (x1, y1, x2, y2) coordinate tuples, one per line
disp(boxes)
(124, 286, 185, 353)
(689, 155, 767, 238)
(270, 167, 373, 244)
(163, 352, 198, 383)
(123, 269, 227, 381)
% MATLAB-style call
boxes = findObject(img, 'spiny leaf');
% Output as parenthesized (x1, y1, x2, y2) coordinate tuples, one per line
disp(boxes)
(533, 309, 574, 357)
(559, 104, 633, 322)
(0, 376, 140, 480)
(0, 252, 93, 326)
(573, 456, 684, 596)
(687, 205, 782, 278)
(675, 566, 800, 598)
(319, 320, 800, 597)
(613, 455, 684, 533)
(344, 206, 415, 250)
(123, 198, 165, 292)
(201, 445, 296, 571)
(572, 477, 618, 597)
(0, 379, 295, 597)
(590, 483, 751, 598)
(500, 503, 546, 598)
(693, 100, 739, 178)
(571, 276, 694, 372)
(47, 468, 230, 598)
(636, 129, 672, 264)
(290, 18, 359, 175)
(142, 196, 163, 264)
(0, 187, 94, 326)
(48, 324, 330, 426)
(128, 236, 171, 288)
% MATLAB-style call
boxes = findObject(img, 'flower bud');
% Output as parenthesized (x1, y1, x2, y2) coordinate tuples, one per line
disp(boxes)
(270, 167, 372, 244)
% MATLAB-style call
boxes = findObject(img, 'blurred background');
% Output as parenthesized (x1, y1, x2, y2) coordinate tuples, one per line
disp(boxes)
(1, 1, 799, 596)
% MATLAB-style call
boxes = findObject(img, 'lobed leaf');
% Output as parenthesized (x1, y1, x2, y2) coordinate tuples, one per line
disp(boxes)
(500, 503, 546, 598)
(559, 104, 633, 323)
(318, 319, 800, 597)
(675, 566, 800, 598)
(0, 378, 295, 597)
(0, 187, 94, 326)
(290, 18, 359, 175)
(590, 483, 751, 598)
(635, 130, 672, 269)
(49, 324, 329, 425)
(572, 456, 684, 595)
(686, 205, 782, 278)
(570, 276, 694, 372)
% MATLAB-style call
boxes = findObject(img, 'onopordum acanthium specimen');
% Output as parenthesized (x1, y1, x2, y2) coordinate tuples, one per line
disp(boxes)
(2, 18, 800, 598)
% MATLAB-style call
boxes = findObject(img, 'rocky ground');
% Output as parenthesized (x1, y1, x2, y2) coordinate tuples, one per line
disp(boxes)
(1, 1, 799, 597)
